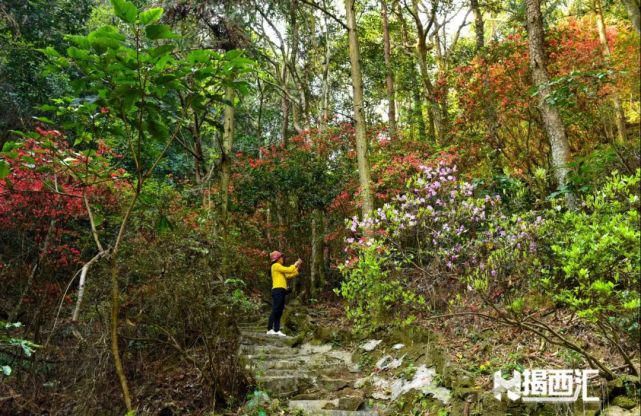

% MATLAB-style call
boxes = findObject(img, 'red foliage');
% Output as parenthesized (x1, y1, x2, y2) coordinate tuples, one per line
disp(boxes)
(0, 129, 119, 268)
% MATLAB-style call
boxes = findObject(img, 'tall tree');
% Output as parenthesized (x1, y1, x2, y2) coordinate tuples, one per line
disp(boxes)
(525, 0, 575, 205)
(621, 0, 641, 32)
(470, 0, 484, 50)
(595, 0, 627, 144)
(381, 0, 398, 137)
(407, 0, 442, 141)
(345, 0, 374, 217)
(221, 86, 235, 220)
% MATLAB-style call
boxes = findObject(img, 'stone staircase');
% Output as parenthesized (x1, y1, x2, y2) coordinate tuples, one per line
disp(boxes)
(238, 322, 380, 415)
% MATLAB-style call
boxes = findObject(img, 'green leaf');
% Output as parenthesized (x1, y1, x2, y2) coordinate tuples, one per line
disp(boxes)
(1, 141, 18, 153)
(140, 7, 163, 25)
(149, 43, 174, 58)
(111, 0, 138, 23)
(2, 365, 11, 376)
(0, 160, 9, 179)
(187, 49, 211, 63)
(156, 214, 173, 233)
(37, 46, 61, 58)
(67, 46, 91, 60)
(88, 26, 125, 49)
(32, 116, 54, 124)
(65, 35, 91, 49)
(145, 24, 179, 40)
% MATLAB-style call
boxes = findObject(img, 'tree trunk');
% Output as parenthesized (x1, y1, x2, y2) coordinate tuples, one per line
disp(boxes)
(310, 209, 326, 297)
(320, 0, 333, 128)
(381, 0, 397, 137)
(471, 0, 484, 51)
(595, 0, 627, 144)
(345, 0, 374, 218)
(411, 0, 442, 142)
(622, 0, 641, 33)
(109, 192, 141, 412)
(412, 69, 428, 141)
(281, 65, 290, 145)
(221, 86, 235, 221)
(525, 0, 575, 206)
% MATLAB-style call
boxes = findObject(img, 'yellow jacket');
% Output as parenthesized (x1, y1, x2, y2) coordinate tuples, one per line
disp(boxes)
(271, 262, 299, 289)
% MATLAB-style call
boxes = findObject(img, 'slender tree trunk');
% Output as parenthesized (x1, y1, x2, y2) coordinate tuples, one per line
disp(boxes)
(221, 86, 235, 221)
(595, 0, 627, 144)
(256, 78, 264, 140)
(525, 0, 575, 206)
(621, 0, 641, 33)
(411, 0, 442, 142)
(109, 192, 141, 412)
(471, 0, 484, 51)
(412, 69, 428, 141)
(281, 65, 290, 145)
(311, 209, 327, 295)
(381, 0, 397, 137)
(310, 209, 319, 296)
(345, 0, 374, 218)
(319, 0, 333, 128)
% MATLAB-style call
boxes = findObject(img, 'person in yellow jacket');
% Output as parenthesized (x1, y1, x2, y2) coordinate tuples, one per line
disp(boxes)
(267, 250, 302, 337)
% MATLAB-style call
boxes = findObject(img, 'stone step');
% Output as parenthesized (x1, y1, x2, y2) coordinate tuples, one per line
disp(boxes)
(242, 353, 303, 362)
(255, 374, 314, 397)
(240, 344, 297, 356)
(288, 400, 379, 416)
(250, 360, 351, 374)
(289, 399, 338, 412)
(316, 375, 354, 391)
(240, 332, 297, 346)
(246, 358, 305, 370)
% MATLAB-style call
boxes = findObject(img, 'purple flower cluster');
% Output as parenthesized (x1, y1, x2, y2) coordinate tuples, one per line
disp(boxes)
(343, 161, 545, 284)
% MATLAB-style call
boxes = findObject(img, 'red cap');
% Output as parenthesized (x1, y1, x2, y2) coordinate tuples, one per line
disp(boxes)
(270, 251, 283, 262)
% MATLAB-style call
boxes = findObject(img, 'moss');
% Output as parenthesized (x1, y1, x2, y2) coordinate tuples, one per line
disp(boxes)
(612, 395, 638, 410)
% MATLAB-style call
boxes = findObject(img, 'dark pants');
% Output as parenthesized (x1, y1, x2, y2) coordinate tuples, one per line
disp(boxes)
(268, 288, 287, 332)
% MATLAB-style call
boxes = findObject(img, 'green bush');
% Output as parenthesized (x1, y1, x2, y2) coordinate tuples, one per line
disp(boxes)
(544, 170, 640, 335)
(337, 242, 423, 334)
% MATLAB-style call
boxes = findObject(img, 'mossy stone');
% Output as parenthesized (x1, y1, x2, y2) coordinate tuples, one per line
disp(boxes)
(612, 395, 638, 410)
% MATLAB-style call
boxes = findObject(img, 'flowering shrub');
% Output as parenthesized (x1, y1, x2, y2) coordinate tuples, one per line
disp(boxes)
(339, 160, 554, 329)
(339, 159, 639, 373)
(339, 162, 516, 330)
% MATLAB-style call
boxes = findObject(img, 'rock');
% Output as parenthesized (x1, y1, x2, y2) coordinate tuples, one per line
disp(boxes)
(338, 394, 364, 411)
(612, 395, 638, 410)
(360, 339, 382, 351)
(452, 387, 481, 400)
(369, 365, 451, 404)
(375, 355, 404, 371)
(393, 365, 451, 403)
(370, 376, 392, 400)
(299, 342, 333, 355)
(319, 375, 352, 391)
(354, 376, 370, 389)
(602, 405, 641, 416)
(290, 399, 339, 412)
(392, 343, 405, 350)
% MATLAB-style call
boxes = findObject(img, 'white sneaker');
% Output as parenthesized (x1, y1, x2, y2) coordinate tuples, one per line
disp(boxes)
(266, 329, 277, 335)
(275, 331, 287, 337)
